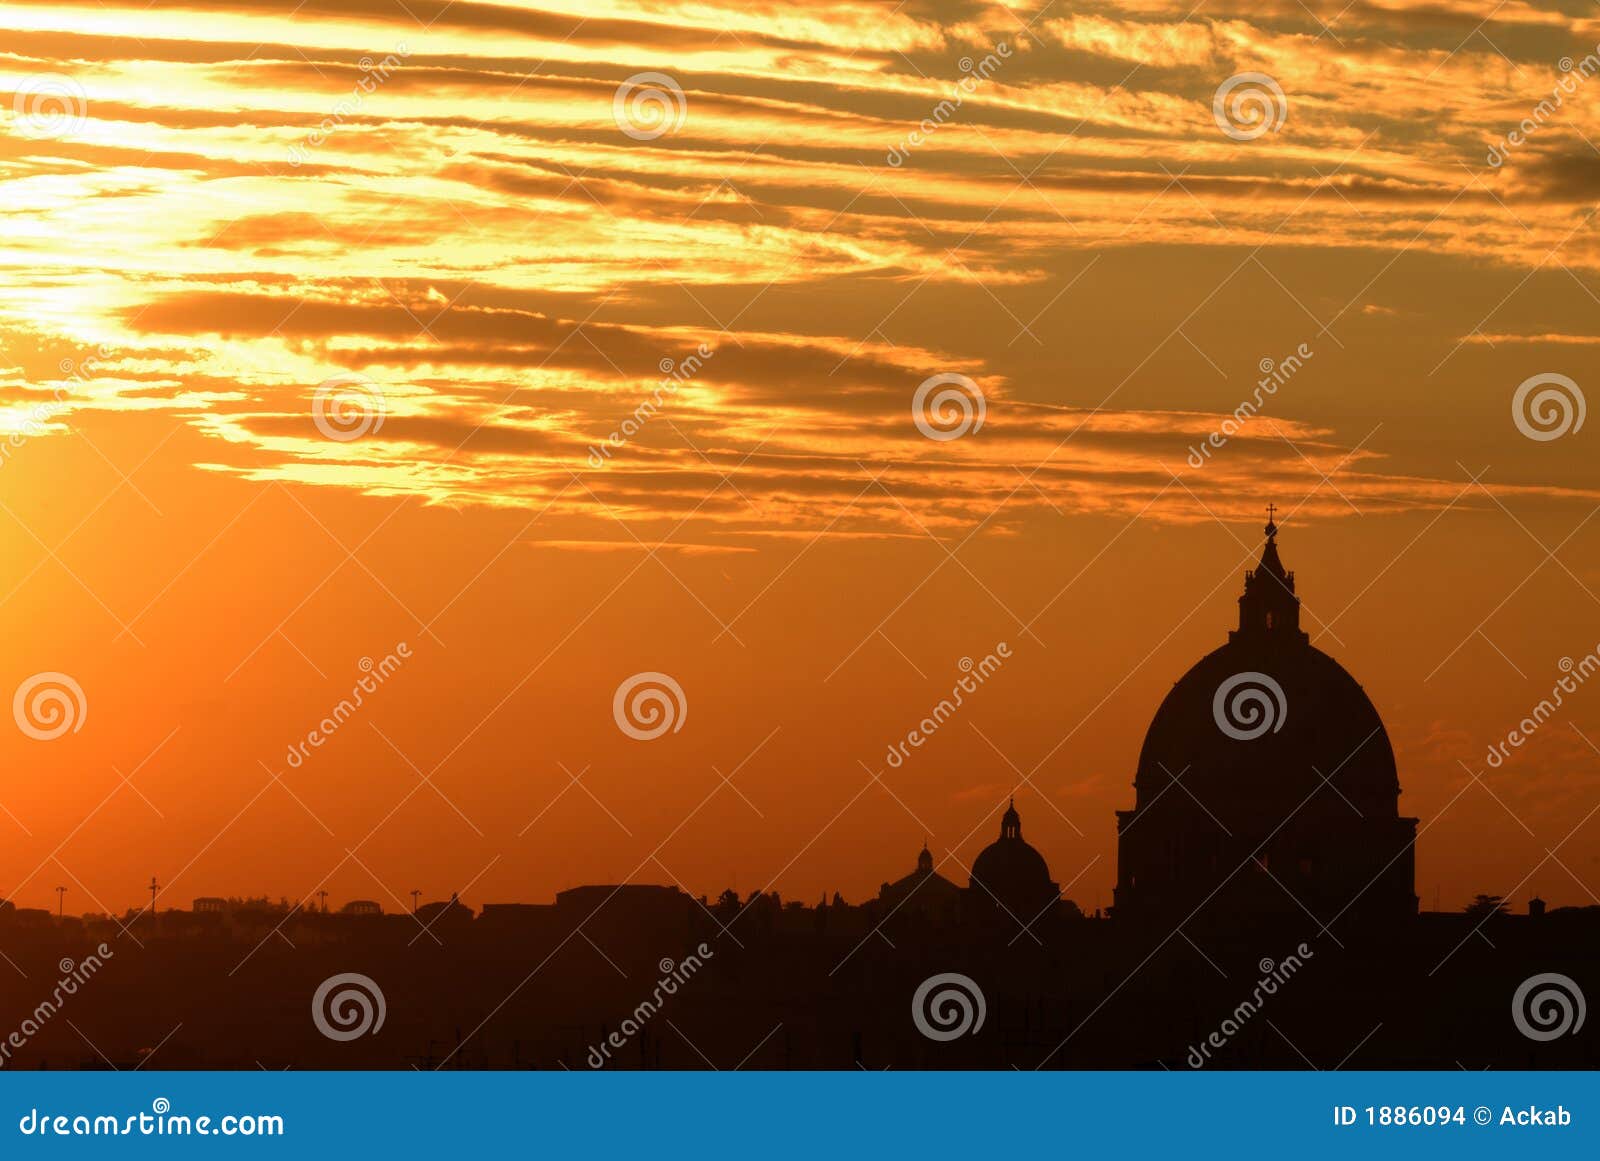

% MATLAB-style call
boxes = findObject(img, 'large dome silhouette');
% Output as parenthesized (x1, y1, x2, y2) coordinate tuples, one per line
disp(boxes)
(1137, 639, 1399, 824)
(1113, 514, 1417, 929)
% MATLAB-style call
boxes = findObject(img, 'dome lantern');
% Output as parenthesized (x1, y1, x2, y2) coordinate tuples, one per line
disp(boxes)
(1232, 504, 1306, 644)
(1000, 797, 1021, 840)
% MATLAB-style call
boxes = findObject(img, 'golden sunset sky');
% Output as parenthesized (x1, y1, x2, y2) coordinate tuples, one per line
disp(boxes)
(1, 0, 1598, 917)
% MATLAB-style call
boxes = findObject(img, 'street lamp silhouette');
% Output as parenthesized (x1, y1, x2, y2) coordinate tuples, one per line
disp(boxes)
(55, 886, 66, 917)
(410, 889, 421, 914)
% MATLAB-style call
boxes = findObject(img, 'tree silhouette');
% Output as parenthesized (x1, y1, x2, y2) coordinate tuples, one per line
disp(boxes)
(1464, 893, 1509, 921)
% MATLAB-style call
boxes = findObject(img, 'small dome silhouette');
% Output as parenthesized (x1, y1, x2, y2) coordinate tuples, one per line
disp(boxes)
(970, 798, 1058, 918)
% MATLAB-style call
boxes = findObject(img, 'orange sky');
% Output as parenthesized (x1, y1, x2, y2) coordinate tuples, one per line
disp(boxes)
(0, 0, 1598, 918)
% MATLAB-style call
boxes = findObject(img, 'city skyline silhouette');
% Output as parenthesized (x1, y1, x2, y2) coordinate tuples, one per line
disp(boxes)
(1, 516, 1594, 1070)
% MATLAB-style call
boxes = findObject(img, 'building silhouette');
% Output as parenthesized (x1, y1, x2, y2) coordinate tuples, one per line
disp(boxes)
(1114, 514, 1418, 929)
(875, 802, 1066, 928)
(969, 799, 1060, 922)
(878, 842, 962, 923)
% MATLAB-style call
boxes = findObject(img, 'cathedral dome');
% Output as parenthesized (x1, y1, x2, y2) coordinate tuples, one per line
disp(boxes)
(970, 799, 1058, 918)
(1114, 512, 1417, 928)
(1136, 638, 1398, 819)
(878, 841, 962, 922)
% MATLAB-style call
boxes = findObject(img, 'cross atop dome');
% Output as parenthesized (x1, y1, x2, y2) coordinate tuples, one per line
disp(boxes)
(1265, 502, 1278, 539)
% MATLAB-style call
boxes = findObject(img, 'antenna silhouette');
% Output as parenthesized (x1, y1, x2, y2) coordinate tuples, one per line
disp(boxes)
(55, 886, 66, 917)
(410, 889, 421, 914)
(149, 875, 159, 914)
(316, 889, 329, 913)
